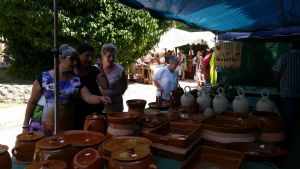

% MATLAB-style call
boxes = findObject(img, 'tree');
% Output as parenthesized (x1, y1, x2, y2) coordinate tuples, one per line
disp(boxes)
(0, 0, 171, 79)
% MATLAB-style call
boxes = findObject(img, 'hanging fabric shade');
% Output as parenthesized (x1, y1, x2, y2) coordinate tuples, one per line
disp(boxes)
(117, 0, 300, 33)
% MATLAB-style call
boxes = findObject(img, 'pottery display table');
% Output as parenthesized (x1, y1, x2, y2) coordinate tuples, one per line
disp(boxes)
(12, 155, 279, 169)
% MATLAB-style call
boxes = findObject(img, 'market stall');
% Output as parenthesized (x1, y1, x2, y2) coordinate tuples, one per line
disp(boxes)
(2, 0, 300, 169)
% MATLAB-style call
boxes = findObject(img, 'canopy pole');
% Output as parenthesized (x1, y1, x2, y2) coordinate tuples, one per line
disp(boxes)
(52, 0, 60, 135)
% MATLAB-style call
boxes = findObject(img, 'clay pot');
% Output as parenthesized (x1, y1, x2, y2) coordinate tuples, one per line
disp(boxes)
(126, 99, 147, 115)
(197, 88, 211, 112)
(12, 131, 44, 163)
(107, 112, 137, 136)
(170, 86, 184, 106)
(84, 113, 106, 134)
(181, 86, 195, 108)
(256, 89, 274, 112)
(0, 144, 12, 169)
(25, 160, 67, 169)
(232, 88, 249, 113)
(252, 111, 284, 142)
(57, 130, 106, 153)
(98, 136, 152, 161)
(73, 148, 105, 169)
(202, 115, 259, 144)
(213, 87, 228, 114)
(109, 144, 158, 169)
(34, 136, 77, 168)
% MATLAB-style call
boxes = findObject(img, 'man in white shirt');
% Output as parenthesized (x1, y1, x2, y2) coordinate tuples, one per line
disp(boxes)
(153, 55, 179, 100)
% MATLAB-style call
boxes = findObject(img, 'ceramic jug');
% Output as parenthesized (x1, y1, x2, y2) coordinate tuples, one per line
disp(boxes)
(213, 87, 228, 114)
(197, 88, 211, 112)
(0, 144, 11, 169)
(232, 88, 249, 113)
(256, 89, 273, 112)
(181, 86, 195, 107)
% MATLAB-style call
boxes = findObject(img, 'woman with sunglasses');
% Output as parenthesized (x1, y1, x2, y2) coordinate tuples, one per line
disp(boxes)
(22, 44, 111, 136)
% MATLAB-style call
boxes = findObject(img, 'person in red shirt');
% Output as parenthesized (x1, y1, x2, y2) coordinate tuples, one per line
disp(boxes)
(201, 49, 212, 84)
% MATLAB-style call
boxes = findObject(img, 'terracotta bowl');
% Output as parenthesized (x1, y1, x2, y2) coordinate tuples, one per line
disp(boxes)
(148, 102, 171, 110)
(202, 115, 259, 134)
(73, 148, 105, 169)
(126, 99, 147, 112)
(58, 130, 105, 149)
(107, 112, 137, 124)
(98, 136, 152, 161)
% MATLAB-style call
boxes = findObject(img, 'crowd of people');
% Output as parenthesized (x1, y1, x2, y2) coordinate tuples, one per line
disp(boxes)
(136, 47, 219, 87)
(151, 47, 220, 102)
(22, 43, 128, 136)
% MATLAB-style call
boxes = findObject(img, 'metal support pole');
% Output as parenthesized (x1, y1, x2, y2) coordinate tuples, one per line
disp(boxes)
(52, 0, 59, 135)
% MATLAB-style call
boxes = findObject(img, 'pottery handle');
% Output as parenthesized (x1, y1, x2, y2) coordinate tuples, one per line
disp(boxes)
(11, 145, 20, 158)
(237, 88, 245, 96)
(87, 123, 92, 131)
(217, 87, 225, 95)
(261, 89, 269, 98)
(184, 86, 191, 93)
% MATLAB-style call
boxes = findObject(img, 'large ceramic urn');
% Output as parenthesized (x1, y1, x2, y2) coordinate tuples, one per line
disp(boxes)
(12, 131, 44, 163)
(213, 87, 228, 114)
(34, 136, 77, 168)
(196, 88, 211, 112)
(107, 112, 137, 137)
(84, 113, 106, 134)
(181, 86, 195, 108)
(73, 148, 105, 169)
(256, 89, 273, 112)
(108, 144, 158, 169)
(0, 144, 12, 169)
(232, 88, 249, 113)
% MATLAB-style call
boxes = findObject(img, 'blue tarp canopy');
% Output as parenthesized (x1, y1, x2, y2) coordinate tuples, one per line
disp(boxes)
(117, 0, 300, 33)
(218, 27, 300, 40)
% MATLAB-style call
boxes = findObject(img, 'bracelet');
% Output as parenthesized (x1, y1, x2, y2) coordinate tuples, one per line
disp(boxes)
(22, 124, 30, 128)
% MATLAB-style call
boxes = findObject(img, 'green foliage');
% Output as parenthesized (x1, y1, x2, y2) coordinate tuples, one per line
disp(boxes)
(0, 0, 171, 79)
